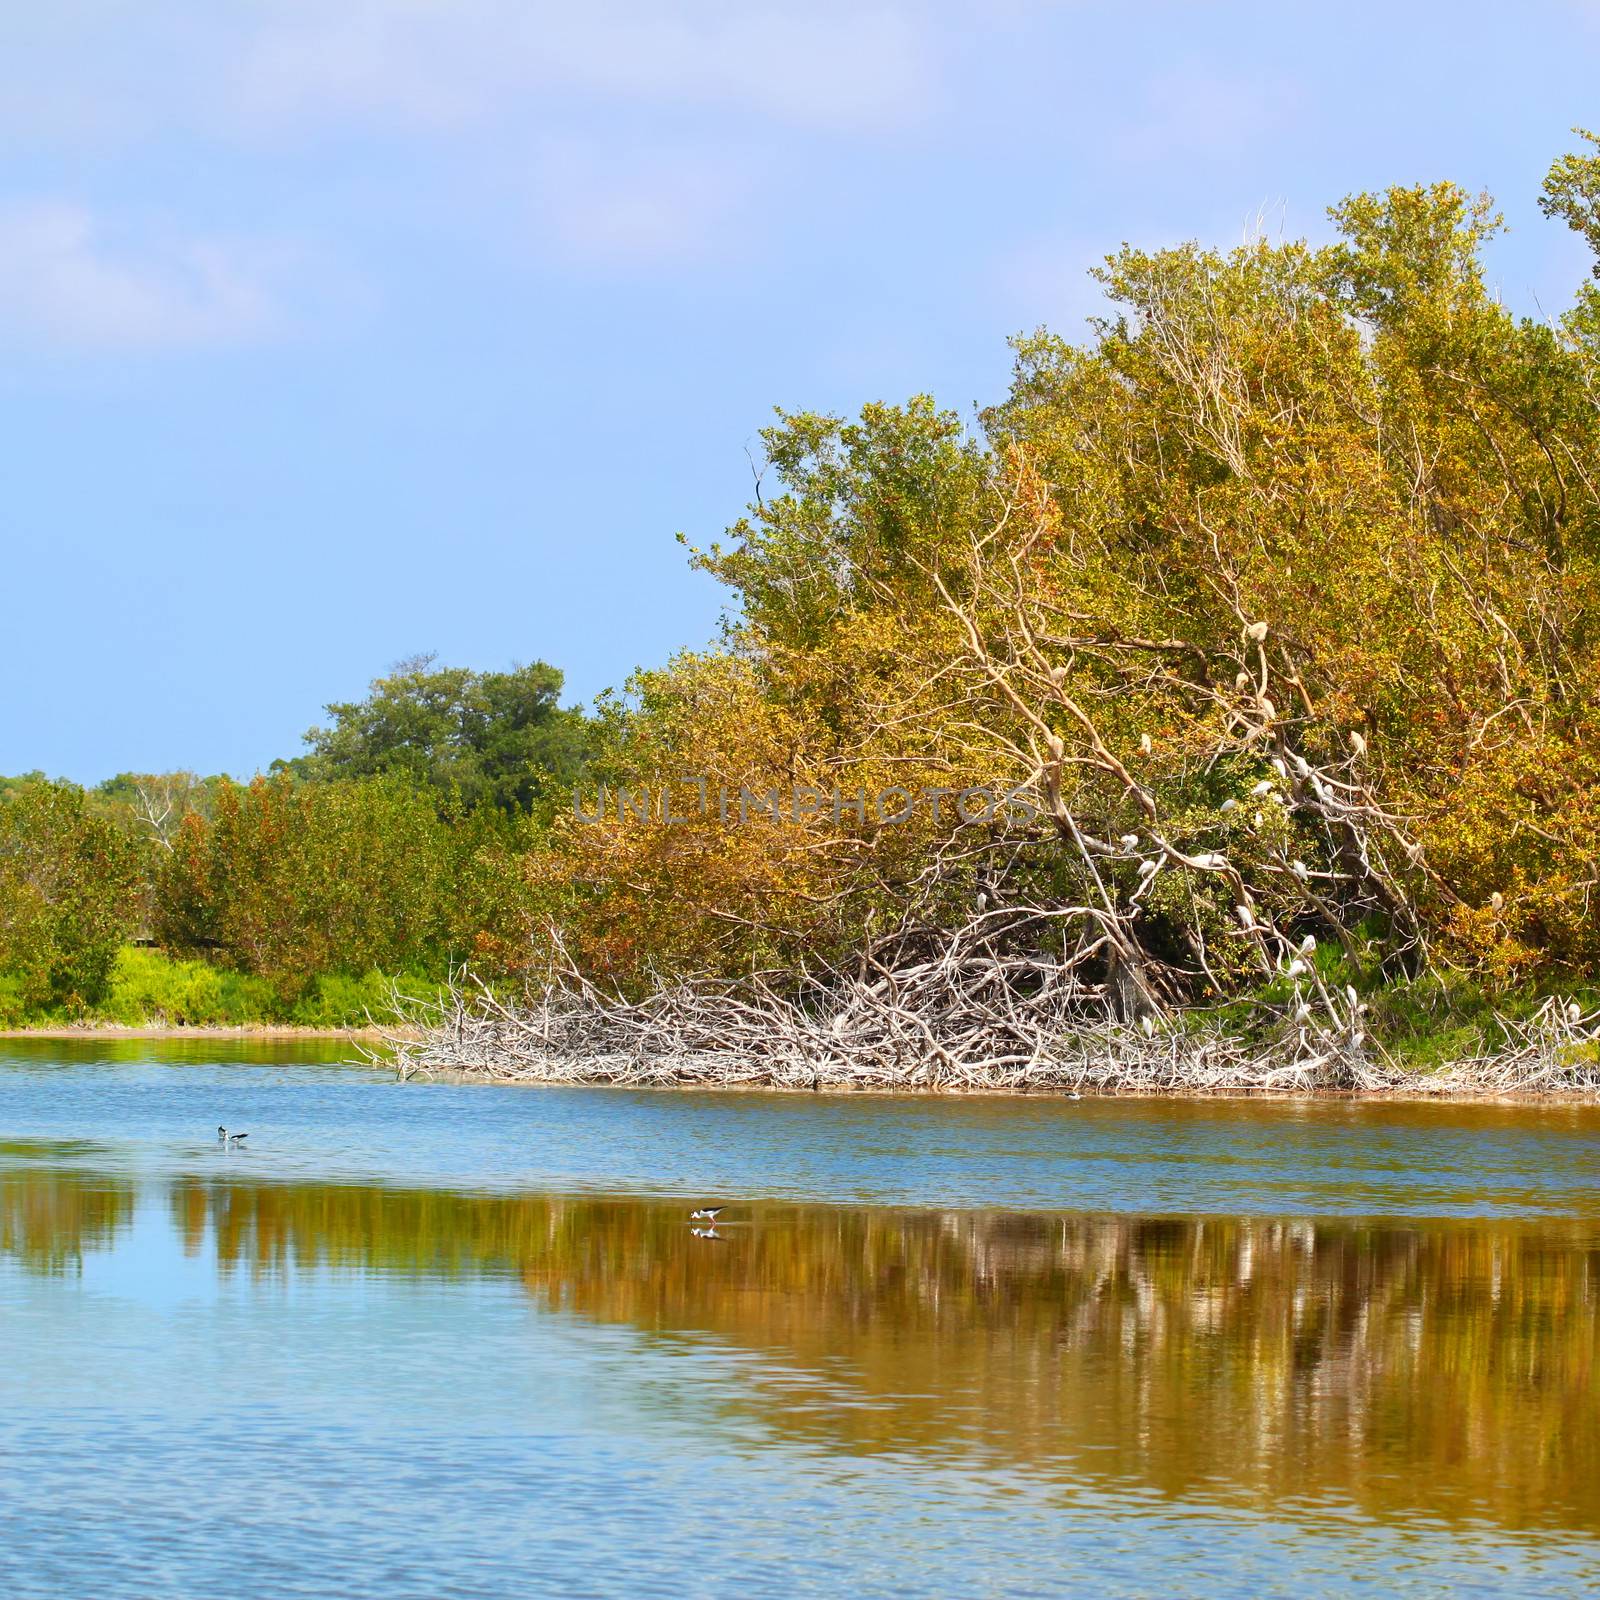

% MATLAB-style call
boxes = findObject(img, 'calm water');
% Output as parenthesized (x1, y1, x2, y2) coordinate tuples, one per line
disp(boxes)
(3, 1040, 1599, 1597)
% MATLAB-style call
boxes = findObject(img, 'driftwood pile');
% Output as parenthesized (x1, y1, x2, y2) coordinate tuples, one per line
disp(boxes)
(374, 930, 1600, 1097)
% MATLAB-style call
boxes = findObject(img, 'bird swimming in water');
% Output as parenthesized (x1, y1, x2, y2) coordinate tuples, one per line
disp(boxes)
(690, 1206, 723, 1222)
(217, 1126, 248, 1144)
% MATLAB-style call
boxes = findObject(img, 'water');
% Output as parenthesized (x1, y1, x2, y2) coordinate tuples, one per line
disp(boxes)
(3, 1040, 1599, 1597)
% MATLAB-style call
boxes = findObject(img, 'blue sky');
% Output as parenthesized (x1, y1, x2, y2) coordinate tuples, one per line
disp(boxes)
(3, 1, 1598, 783)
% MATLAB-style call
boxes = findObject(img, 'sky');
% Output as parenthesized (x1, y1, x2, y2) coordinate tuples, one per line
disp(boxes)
(2, 1, 1598, 784)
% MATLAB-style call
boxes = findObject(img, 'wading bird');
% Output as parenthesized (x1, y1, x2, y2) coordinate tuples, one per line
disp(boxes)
(690, 1206, 723, 1223)
(217, 1126, 248, 1144)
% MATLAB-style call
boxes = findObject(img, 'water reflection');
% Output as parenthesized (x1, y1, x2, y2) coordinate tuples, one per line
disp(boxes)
(4, 1153, 1594, 1534)
(0, 1163, 135, 1276)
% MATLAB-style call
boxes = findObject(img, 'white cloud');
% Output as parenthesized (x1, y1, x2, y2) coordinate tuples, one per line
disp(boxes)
(532, 142, 752, 266)
(0, 203, 287, 350)
(231, 1, 933, 134)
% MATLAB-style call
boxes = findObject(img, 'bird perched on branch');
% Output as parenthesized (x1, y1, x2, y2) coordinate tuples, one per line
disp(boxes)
(1349, 729, 1367, 758)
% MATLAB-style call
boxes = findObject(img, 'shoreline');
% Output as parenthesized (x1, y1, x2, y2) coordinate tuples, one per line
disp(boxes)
(396, 1064, 1600, 1106)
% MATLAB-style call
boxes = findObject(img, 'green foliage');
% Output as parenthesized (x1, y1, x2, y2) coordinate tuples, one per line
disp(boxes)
(151, 773, 542, 989)
(1540, 126, 1600, 275)
(103, 946, 257, 1025)
(96, 948, 445, 1027)
(0, 779, 144, 1014)
(282, 654, 592, 815)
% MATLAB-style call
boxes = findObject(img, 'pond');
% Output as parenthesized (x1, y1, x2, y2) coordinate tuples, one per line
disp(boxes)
(3, 1039, 1599, 1597)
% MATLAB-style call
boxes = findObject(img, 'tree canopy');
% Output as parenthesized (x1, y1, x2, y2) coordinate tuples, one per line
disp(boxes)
(281, 655, 593, 814)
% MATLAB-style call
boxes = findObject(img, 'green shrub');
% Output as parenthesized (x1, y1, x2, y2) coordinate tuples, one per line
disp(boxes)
(0, 779, 144, 1015)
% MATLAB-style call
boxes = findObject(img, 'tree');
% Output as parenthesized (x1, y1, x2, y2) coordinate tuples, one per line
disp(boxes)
(547, 136, 1600, 1006)
(152, 773, 543, 989)
(0, 779, 144, 1016)
(282, 655, 592, 814)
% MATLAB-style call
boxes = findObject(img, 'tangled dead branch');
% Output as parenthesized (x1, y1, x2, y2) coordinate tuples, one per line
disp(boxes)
(371, 935, 1600, 1098)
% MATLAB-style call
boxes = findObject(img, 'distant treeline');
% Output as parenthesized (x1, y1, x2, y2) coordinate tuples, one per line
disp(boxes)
(0, 659, 590, 1023)
(7, 132, 1600, 1048)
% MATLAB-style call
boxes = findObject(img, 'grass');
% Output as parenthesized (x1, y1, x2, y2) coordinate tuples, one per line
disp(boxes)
(0, 946, 446, 1029)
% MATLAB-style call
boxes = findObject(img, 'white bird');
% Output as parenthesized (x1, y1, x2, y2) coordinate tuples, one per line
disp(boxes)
(1291, 754, 1311, 778)
(1285, 958, 1309, 978)
(1235, 904, 1256, 930)
(1490, 892, 1504, 912)
(1234, 672, 1251, 691)
(1567, 1001, 1583, 1024)
(1119, 833, 1140, 850)
(1140, 1014, 1155, 1038)
(1271, 758, 1288, 778)
(1291, 859, 1309, 880)
(1299, 934, 1317, 955)
(1349, 730, 1367, 758)
(1345, 985, 1359, 1009)
(1219, 798, 1238, 813)
(689, 1206, 724, 1222)
(217, 1126, 247, 1144)
(1138, 732, 1153, 755)
(1294, 1002, 1313, 1023)
(1249, 779, 1276, 798)
(1137, 858, 1159, 878)
(1244, 620, 1269, 642)
(1258, 697, 1276, 723)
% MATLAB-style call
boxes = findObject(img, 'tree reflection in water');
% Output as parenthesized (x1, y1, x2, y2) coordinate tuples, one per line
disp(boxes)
(5, 1160, 1596, 1532)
